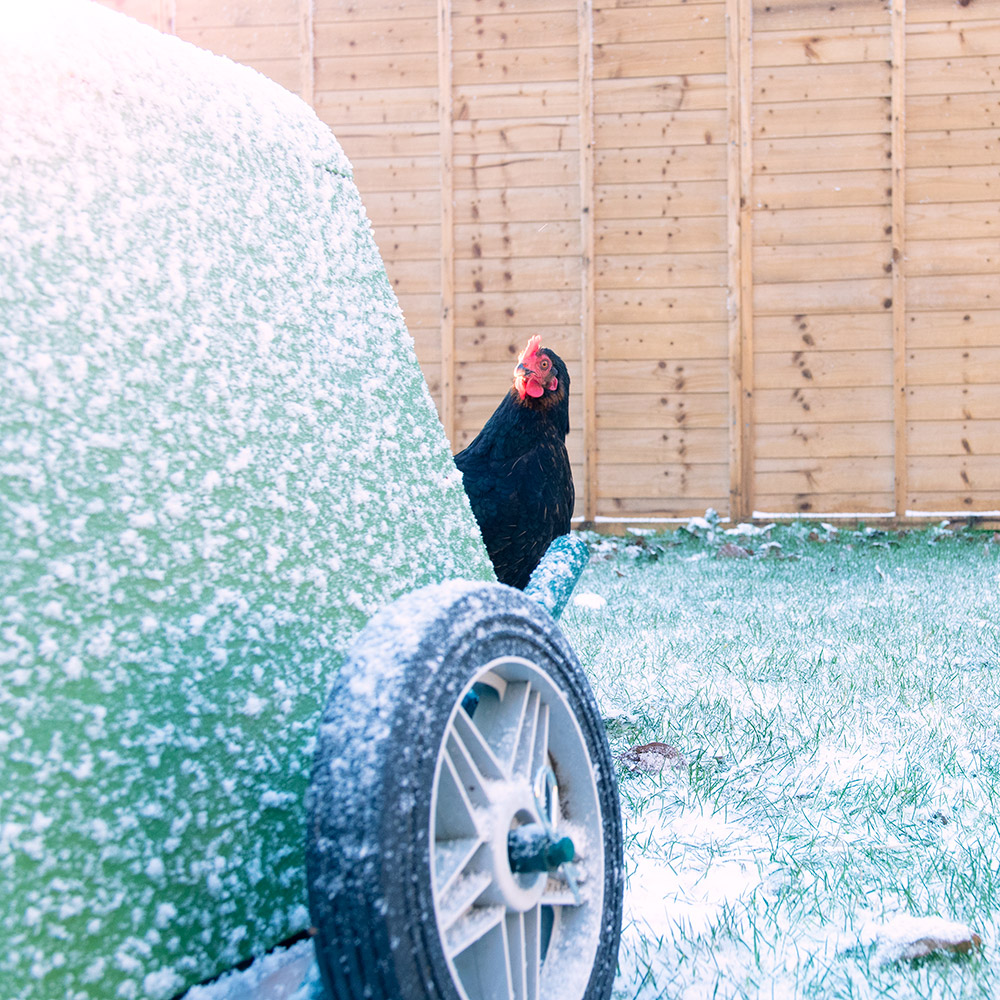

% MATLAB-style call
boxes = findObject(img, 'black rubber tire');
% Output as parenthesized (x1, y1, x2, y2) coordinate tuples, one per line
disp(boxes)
(305, 580, 623, 1000)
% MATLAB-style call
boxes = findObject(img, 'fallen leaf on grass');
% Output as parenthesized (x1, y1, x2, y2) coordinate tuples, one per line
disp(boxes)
(716, 542, 751, 559)
(619, 742, 688, 774)
(862, 914, 983, 966)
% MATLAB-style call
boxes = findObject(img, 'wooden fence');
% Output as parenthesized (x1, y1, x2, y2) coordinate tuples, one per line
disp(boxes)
(101, 0, 1000, 523)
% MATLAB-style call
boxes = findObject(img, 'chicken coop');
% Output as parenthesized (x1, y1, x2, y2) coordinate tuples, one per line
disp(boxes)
(100, 0, 1000, 525)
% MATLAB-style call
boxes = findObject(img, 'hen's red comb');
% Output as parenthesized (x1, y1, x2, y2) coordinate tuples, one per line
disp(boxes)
(517, 335, 542, 365)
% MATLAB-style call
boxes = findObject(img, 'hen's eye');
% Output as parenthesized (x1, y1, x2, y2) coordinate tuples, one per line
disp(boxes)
(540, 359, 550, 369)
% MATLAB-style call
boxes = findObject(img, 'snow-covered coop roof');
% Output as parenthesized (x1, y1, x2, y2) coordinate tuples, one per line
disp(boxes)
(0, 2, 493, 998)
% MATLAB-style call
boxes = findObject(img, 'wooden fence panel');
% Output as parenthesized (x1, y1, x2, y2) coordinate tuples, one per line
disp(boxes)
(96, 0, 1000, 523)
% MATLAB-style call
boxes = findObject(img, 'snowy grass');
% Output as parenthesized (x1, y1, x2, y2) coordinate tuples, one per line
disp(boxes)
(560, 521, 1000, 1000)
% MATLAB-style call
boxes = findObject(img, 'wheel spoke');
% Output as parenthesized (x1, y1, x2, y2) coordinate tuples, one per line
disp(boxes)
(512, 687, 542, 780)
(451, 707, 507, 784)
(439, 868, 494, 938)
(445, 901, 506, 959)
(435, 836, 483, 899)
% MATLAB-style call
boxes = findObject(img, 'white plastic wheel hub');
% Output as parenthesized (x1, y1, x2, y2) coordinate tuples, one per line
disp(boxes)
(430, 655, 604, 1000)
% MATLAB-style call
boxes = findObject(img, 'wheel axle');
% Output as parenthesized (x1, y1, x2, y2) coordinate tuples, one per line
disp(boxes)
(507, 823, 575, 874)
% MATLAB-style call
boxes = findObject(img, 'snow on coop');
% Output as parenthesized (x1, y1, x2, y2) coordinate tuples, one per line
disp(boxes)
(0, 3, 494, 997)
(101, 0, 1000, 524)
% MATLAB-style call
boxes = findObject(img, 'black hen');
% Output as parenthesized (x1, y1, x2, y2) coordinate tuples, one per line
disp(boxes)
(455, 335, 574, 590)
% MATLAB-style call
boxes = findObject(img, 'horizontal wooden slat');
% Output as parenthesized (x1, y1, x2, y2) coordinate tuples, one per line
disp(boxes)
(754, 61, 890, 104)
(315, 54, 438, 90)
(330, 123, 442, 158)
(596, 496, 731, 518)
(178, 24, 298, 60)
(908, 93, 1000, 133)
(754, 133, 891, 174)
(594, 321, 729, 359)
(752, 26, 890, 69)
(454, 290, 582, 327)
(752, 169, 891, 211)
(906, 310, 1000, 349)
(753, 492, 894, 515)
(594, 75, 727, 115)
(596, 287, 729, 325)
(755, 386, 892, 423)
(754, 312, 891, 353)
(906, 201, 1000, 241)
(454, 186, 580, 224)
(597, 252, 727, 289)
(907, 0, 1000, 25)
(909, 457, 1000, 492)
(907, 56, 1000, 97)
(905, 492, 1000, 514)
(907, 347, 1000, 385)
(597, 462, 730, 498)
(595, 108, 728, 149)
(316, 88, 439, 126)
(596, 215, 728, 253)
(907, 23, 1000, 61)
(754, 242, 892, 283)
(370, 224, 443, 261)
(594, 37, 727, 79)
(595, 357, 728, 393)
(453, 118, 580, 155)
(907, 274, 999, 312)
(754, 97, 891, 140)
(456, 256, 583, 292)
(314, 0, 435, 20)
(455, 221, 581, 258)
(907, 129, 1000, 168)
(907, 165, 1000, 205)
(455, 151, 577, 188)
(363, 189, 440, 226)
(755, 456, 894, 494)
(314, 18, 436, 56)
(595, 179, 727, 219)
(595, 3, 724, 45)
(755, 349, 893, 389)
(597, 427, 730, 464)
(453, 82, 579, 120)
(596, 145, 728, 183)
(753, 206, 892, 246)
(752, 0, 889, 32)
(453, 11, 579, 50)
(595, 393, 729, 429)
(351, 156, 441, 192)
(453, 46, 578, 85)
(754, 278, 894, 315)
(907, 385, 1000, 421)
(385, 259, 440, 296)
(756, 421, 894, 459)
(175, 0, 297, 27)
(908, 420, 1000, 457)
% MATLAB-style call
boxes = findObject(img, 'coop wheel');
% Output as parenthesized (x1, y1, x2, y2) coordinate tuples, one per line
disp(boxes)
(306, 581, 623, 1000)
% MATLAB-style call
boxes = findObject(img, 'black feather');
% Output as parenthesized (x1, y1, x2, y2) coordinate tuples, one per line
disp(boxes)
(455, 347, 574, 590)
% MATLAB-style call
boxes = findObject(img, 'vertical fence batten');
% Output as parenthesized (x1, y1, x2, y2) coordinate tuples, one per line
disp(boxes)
(90, 0, 1000, 528)
(891, 0, 907, 518)
(438, 0, 455, 449)
(579, 0, 597, 524)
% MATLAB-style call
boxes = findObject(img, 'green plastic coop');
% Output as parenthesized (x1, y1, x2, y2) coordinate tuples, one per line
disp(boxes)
(0, 4, 498, 998)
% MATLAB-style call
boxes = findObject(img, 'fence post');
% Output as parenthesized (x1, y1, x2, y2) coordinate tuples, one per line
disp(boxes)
(727, 0, 753, 522)
(579, 0, 596, 524)
(891, 0, 908, 520)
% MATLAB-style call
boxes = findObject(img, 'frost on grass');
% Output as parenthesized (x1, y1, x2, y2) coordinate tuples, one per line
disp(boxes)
(561, 528, 1000, 1000)
(0, 4, 492, 999)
